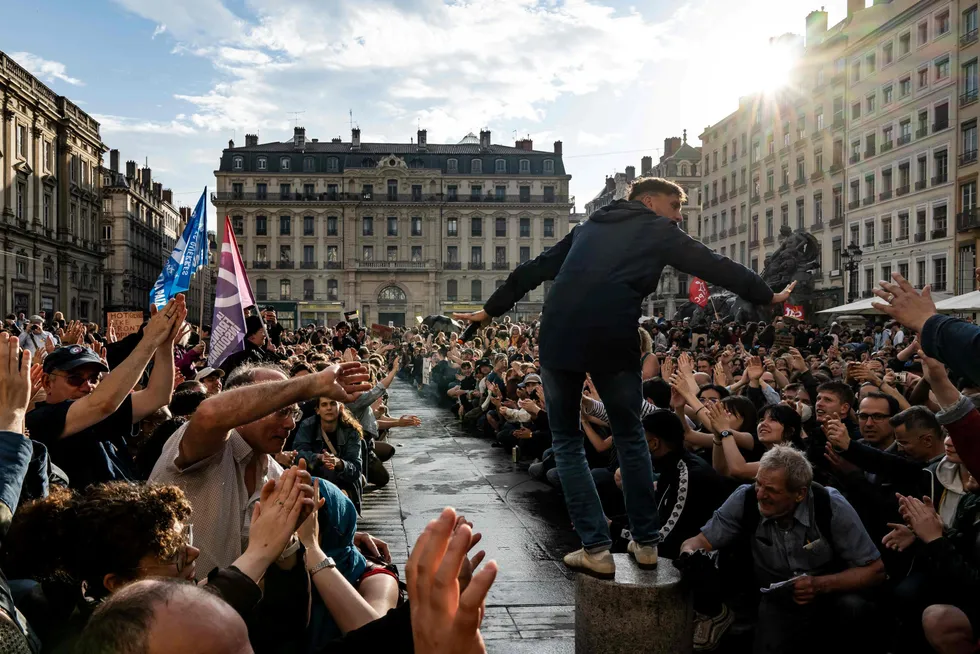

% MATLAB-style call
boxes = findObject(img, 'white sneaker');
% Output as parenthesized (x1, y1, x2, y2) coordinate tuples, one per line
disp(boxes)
(627, 541, 658, 569)
(563, 548, 615, 579)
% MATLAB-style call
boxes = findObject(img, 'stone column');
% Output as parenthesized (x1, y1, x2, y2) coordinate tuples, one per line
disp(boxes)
(575, 554, 693, 654)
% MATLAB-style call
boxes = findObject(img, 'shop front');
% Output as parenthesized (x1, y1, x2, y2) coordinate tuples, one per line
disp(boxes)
(259, 301, 298, 329)
(298, 301, 345, 327)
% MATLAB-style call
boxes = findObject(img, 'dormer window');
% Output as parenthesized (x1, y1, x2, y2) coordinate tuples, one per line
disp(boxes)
(519, 159, 530, 173)
(303, 156, 315, 172)
(495, 159, 507, 173)
(543, 159, 555, 174)
(327, 157, 339, 172)
(257, 157, 267, 171)
(472, 159, 483, 174)
(280, 157, 291, 171)
(233, 156, 243, 170)
(447, 158, 458, 173)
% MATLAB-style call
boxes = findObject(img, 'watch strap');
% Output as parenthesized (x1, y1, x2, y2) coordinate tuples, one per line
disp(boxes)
(308, 555, 336, 576)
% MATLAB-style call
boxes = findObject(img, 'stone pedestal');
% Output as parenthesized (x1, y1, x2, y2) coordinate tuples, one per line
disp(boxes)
(575, 554, 693, 654)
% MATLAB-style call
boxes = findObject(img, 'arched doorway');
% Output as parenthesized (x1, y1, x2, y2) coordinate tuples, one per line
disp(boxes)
(377, 285, 407, 327)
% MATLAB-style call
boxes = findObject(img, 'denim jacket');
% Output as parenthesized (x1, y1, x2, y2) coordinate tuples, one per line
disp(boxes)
(293, 416, 362, 489)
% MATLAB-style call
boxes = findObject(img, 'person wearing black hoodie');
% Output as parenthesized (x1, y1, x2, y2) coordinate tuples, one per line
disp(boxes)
(219, 315, 285, 377)
(454, 176, 794, 578)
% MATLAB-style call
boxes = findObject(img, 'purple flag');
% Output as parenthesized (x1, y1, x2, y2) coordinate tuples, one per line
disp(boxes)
(209, 216, 255, 368)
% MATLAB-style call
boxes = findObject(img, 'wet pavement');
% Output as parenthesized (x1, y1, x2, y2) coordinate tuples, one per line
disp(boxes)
(359, 381, 579, 652)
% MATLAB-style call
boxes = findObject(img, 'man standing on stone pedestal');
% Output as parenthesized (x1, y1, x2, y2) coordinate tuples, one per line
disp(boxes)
(454, 176, 794, 578)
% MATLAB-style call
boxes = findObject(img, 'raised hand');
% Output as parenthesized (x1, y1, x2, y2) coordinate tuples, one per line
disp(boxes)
(745, 356, 764, 383)
(660, 356, 675, 382)
(713, 362, 727, 386)
(898, 495, 944, 544)
(145, 297, 183, 347)
(882, 523, 916, 552)
(0, 334, 33, 434)
(312, 362, 372, 403)
(872, 272, 937, 333)
(771, 280, 797, 304)
(824, 415, 850, 451)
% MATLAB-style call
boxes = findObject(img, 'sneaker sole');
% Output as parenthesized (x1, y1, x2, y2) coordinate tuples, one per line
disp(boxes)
(564, 563, 615, 580)
(629, 552, 658, 570)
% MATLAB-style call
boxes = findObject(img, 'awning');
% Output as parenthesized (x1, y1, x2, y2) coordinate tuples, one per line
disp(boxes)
(935, 290, 980, 313)
(817, 292, 952, 316)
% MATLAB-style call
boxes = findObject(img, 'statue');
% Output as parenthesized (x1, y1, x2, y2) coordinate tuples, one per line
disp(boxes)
(673, 227, 819, 326)
(421, 314, 462, 335)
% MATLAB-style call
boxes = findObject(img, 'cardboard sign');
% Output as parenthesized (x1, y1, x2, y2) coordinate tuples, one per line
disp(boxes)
(784, 305, 805, 320)
(371, 323, 394, 340)
(344, 310, 360, 325)
(107, 311, 144, 338)
(422, 359, 431, 386)
(773, 333, 795, 349)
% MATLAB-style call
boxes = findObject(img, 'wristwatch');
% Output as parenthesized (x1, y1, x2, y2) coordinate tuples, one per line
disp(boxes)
(720, 430, 734, 439)
(308, 555, 337, 577)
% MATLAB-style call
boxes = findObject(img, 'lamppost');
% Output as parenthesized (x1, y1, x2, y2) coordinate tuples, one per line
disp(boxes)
(841, 242, 863, 303)
(662, 267, 677, 319)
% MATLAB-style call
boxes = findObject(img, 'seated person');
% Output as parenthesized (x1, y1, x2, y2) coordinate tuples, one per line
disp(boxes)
(293, 398, 364, 511)
(680, 445, 885, 654)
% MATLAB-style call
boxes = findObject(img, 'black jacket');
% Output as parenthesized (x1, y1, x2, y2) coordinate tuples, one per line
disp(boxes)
(654, 450, 735, 559)
(219, 340, 283, 377)
(483, 200, 774, 372)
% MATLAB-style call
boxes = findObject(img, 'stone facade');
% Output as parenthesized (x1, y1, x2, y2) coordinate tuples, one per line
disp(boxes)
(213, 128, 573, 328)
(100, 152, 186, 316)
(955, 0, 980, 294)
(0, 50, 104, 320)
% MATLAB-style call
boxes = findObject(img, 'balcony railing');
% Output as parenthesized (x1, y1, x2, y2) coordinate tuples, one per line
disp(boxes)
(830, 216, 844, 227)
(865, 147, 876, 158)
(794, 177, 807, 189)
(961, 150, 978, 166)
(739, 184, 748, 194)
(957, 209, 980, 231)
(915, 127, 928, 138)
(277, 261, 294, 269)
(915, 180, 927, 190)
(811, 129, 823, 141)
(811, 221, 824, 232)
(325, 261, 342, 269)
(719, 193, 728, 202)
(468, 262, 485, 270)
(933, 121, 949, 132)
(300, 261, 318, 269)
(849, 154, 861, 164)
(848, 200, 860, 209)
(810, 170, 824, 182)
(711, 198, 718, 206)
(915, 232, 926, 242)
(829, 162, 844, 174)
(962, 89, 979, 107)
(445, 261, 461, 270)
(863, 197, 875, 206)
(896, 185, 910, 196)
(897, 134, 912, 146)
(764, 190, 775, 200)
(932, 175, 948, 186)
(879, 190, 893, 201)
(832, 116, 845, 129)
(749, 238, 760, 247)
(778, 184, 790, 194)
(763, 236, 774, 245)
(212, 191, 569, 205)
(253, 261, 271, 269)
(719, 229, 728, 238)
(353, 259, 435, 270)
(831, 72, 845, 86)
(932, 227, 948, 238)
(881, 141, 894, 153)
(738, 223, 747, 233)
(492, 261, 510, 270)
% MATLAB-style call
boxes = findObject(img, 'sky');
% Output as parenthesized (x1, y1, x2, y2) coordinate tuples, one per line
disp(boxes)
(1, 0, 856, 229)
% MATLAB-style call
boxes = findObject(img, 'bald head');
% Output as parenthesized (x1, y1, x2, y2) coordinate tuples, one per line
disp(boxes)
(76, 579, 252, 654)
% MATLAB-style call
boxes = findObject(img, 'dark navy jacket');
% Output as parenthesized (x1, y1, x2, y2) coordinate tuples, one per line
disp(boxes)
(483, 200, 775, 373)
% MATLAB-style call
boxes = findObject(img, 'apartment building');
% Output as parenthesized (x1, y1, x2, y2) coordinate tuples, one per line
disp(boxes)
(0, 51, 105, 318)
(845, 0, 959, 300)
(956, 0, 980, 293)
(213, 127, 572, 328)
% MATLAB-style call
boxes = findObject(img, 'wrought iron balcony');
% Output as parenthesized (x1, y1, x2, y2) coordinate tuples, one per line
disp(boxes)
(915, 180, 927, 190)
(468, 261, 485, 270)
(252, 261, 271, 269)
(932, 228, 948, 238)
(915, 127, 928, 138)
(810, 170, 825, 182)
(848, 200, 860, 209)
(914, 232, 926, 242)
(879, 190, 893, 201)
(957, 209, 980, 231)
(863, 197, 875, 206)
(962, 89, 979, 107)
(933, 121, 949, 132)
(897, 134, 912, 146)
(778, 184, 790, 194)
(492, 261, 510, 270)
(212, 191, 569, 205)
(325, 261, 342, 269)
(277, 261, 294, 269)
(849, 154, 861, 164)
(300, 261, 318, 269)
(865, 147, 876, 158)
(829, 162, 844, 174)
(896, 185, 910, 196)
(932, 175, 948, 186)
(960, 150, 978, 166)
(880, 141, 893, 153)
(354, 259, 435, 270)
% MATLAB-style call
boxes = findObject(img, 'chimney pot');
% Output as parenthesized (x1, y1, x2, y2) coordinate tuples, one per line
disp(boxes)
(640, 156, 653, 176)
(228, 139, 234, 149)
(245, 134, 258, 147)
(109, 149, 120, 173)
(141, 166, 152, 191)
(162, 189, 173, 204)
(125, 161, 137, 180)
(554, 140, 563, 156)
(479, 130, 491, 150)
(152, 182, 162, 200)
(417, 129, 427, 149)
(625, 166, 636, 183)
(293, 126, 306, 149)
(351, 127, 361, 150)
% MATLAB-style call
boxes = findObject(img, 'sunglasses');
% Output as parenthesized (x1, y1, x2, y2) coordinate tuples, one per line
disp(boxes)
(51, 371, 103, 387)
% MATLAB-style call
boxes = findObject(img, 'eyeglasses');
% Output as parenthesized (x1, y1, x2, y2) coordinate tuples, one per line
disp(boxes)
(171, 524, 194, 573)
(275, 405, 303, 422)
(51, 371, 103, 387)
(857, 412, 891, 422)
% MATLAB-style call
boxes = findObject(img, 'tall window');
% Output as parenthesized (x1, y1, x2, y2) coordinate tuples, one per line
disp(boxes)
(256, 215, 267, 235)
(519, 217, 530, 237)
(496, 217, 507, 237)
(544, 218, 555, 238)
(256, 279, 267, 300)
(411, 217, 422, 236)
(471, 216, 483, 237)
(327, 216, 338, 236)
(447, 279, 458, 301)
(387, 216, 398, 236)
(520, 246, 531, 263)
(447, 218, 458, 236)
(328, 279, 339, 300)
(303, 279, 314, 300)
(362, 217, 374, 236)
(934, 257, 948, 291)
(304, 216, 314, 235)
(280, 215, 291, 235)
(280, 279, 291, 299)
(471, 280, 482, 302)
(304, 245, 315, 263)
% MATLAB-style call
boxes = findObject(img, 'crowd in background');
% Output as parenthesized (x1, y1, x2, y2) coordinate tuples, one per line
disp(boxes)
(1, 267, 980, 652)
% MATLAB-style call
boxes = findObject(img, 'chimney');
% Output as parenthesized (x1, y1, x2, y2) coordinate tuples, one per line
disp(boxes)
(847, 0, 864, 17)
(351, 127, 361, 150)
(417, 129, 427, 149)
(515, 138, 533, 151)
(664, 137, 682, 158)
(479, 129, 491, 150)
(180, 207, 192, 222)
(110, 149, 120, 173)
(141, 166, 152, 191)
(293, 126, 306, 149)
(245, 134, 258, 147)
(152, 182, 162, 200)
(805, 8, 829, 47)
(625, 166, 636, 183)
(162, 189, 173, 204)
(125, 160, 137, 180)
(641, 156, 653, 176)
(331, 137, 342, 143)
(228, 139, 234, 149)
(605, 176, 616, 193)
(554, 140, 562, 156)
(311, 138, 318, 143)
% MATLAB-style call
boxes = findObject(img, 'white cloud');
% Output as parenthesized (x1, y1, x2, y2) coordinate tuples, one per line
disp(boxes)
(9, 52, 83, 86)
(92, 113, 198, 136)
(151, 24, 167, 39)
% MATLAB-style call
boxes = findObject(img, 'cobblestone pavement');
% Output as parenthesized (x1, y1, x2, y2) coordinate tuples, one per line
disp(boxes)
(359, 381, 579, 653)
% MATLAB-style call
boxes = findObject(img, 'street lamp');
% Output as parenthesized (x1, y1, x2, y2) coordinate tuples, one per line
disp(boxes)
(841, 242, 863, 303)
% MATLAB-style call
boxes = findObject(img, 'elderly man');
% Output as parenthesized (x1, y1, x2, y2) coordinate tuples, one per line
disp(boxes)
(18, 315, 56, 355)
(681, 445, 885, 654)
(149, 360, 378, 577)
(194, 366, 225, 396)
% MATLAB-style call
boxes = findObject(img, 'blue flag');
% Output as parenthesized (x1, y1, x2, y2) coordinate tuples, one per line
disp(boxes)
(150, 188, 209, 308)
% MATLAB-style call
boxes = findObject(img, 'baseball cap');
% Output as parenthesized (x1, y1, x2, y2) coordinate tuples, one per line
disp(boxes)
(194, 367, 225, 381)
(518, 373, 542, 387)
(43, 345, 109, 374)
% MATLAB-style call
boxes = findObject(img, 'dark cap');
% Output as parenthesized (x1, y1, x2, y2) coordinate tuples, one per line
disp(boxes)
(43, 345, 109, 374)
(475, 358, 492, 370)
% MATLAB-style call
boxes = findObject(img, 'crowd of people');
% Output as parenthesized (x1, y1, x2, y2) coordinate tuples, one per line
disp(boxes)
(1, 173, 980, 653)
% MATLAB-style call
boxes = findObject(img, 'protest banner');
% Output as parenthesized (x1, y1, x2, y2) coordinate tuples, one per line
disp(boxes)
(106, 311, 144, 338)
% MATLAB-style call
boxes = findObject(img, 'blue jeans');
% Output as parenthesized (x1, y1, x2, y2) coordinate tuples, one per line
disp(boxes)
(540, 367, 660, 552)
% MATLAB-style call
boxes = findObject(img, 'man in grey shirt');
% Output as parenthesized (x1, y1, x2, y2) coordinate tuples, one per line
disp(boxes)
(681, 445, 885, 654)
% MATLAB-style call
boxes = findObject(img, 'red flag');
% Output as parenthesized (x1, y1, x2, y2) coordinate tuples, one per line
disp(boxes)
(784, 305, 804, 320)
(688, 278, 710, 308)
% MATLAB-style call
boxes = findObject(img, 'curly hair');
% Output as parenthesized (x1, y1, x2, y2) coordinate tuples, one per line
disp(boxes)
(318, 397, 365, 439)
(2, 483, 192, 601)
